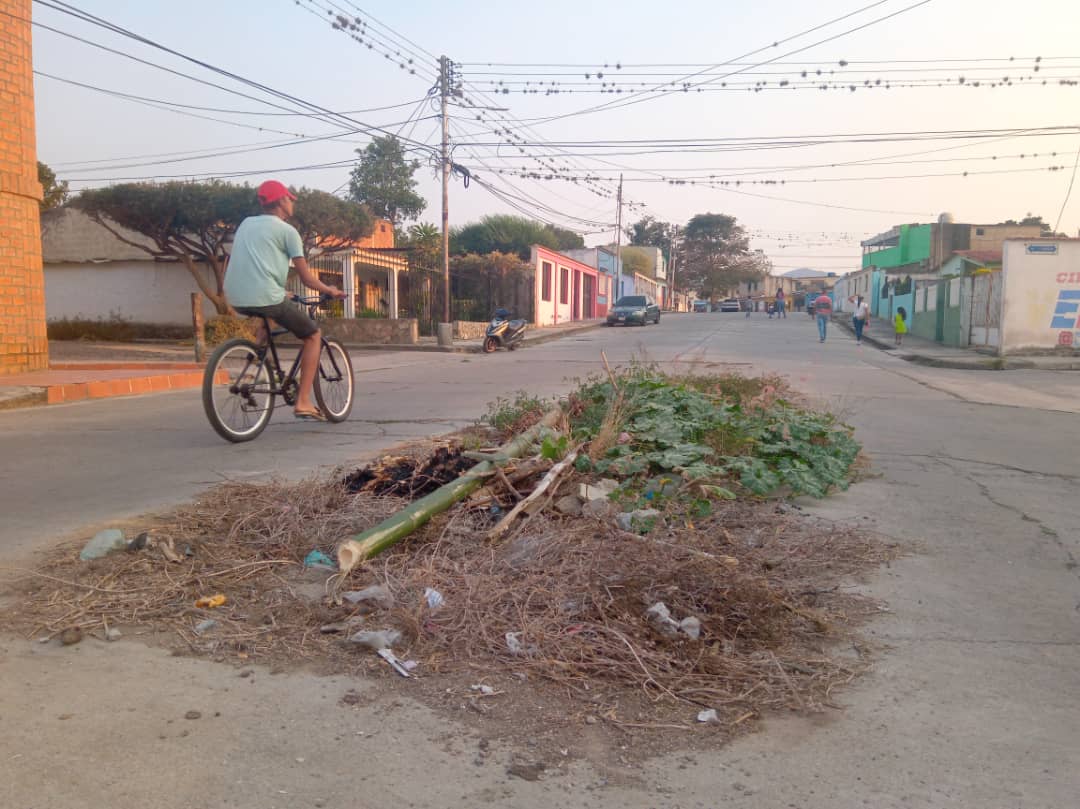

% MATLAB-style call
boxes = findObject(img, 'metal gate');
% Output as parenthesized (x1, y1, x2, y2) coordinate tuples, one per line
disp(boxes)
(969, 272, 1001, 348)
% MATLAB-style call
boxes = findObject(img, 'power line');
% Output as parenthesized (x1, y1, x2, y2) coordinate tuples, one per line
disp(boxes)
(32, 1, 440, 155)
(294, 0, 439, 83)
(523, 0, 936, 125)
(35, 70, 431, 118)
(63, 156, 362, 184)
(460, 56, 1076, 68)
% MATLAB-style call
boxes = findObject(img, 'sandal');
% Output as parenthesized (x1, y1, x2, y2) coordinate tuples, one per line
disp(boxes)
(294, 408, 327, 422)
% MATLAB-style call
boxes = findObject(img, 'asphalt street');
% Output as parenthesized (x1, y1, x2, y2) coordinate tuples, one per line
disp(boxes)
(1, 312, 1078, 808)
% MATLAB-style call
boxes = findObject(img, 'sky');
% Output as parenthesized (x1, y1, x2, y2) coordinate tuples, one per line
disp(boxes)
(27, 0, 1080, 276)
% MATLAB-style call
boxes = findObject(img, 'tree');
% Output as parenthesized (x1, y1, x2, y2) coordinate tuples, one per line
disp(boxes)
(290, 188, 374, 253)
(618, 245, 656, 277)
(625, 215, 674, 261)
(401, 222, 441, 267)
(999, 213, 1056, 233)
(548, 225, 585, 252)
(38, 161, 68, 211)
(451, 214, 582, 260)
(348, 135, 426, 225)
(74, 182, 374, 314)
(680, 213, 768, 300)
(449, 251, 534, 321)
(73, 181, 255, 314)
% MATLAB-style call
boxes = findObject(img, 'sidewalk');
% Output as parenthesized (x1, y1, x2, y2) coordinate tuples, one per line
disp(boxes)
(0, 319, 606, 409)
(336, 318, 605, 353)
(833, 315, 1080, 371)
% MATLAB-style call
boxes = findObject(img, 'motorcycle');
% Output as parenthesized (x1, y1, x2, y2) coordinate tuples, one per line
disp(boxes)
(482, 308, 527, 353)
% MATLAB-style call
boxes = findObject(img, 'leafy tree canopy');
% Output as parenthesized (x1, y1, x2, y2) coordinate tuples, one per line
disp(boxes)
(625, 215, 675, 261)
(998, 213, 1052, 232)
(451, 214, 583, 260)
(348, 135, 426, 225)
(74, 181, 375, 313)
(400, 222, 441, 267)
(73, 181, 254, 313)
(618, 245, 656, 277)
(680, 212, 768, 300)
(290, 188, 373, 253)
(38, 161, 69, 211)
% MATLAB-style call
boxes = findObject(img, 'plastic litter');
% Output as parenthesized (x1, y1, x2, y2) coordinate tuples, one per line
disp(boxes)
(303, 549, 335, 569)
(578, 478, 618, 501)
(105, 628, 123, 642)
(470, 684, 497, 696)
(126, 531, 150, 552)
(645, 602, 681, 638)
(377, 648, 412, 678)
(194, 594, 227, 609)
(616, 508, 661, 532)
(424, 587, 445, 609)
(348, 629, 402, 651)
(341, 585, 394, 611)
(79, 529, 126, 561)
(697, 709, 718, 723)
(679, 616, 702, 640)
(505, 632, 538, 657)
(194, 619, 219, 635)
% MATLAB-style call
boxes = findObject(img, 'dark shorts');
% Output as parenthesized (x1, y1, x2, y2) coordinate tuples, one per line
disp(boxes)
(235, 300, 319, 340)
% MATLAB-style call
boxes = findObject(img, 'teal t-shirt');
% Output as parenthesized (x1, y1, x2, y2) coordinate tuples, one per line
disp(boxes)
(223, 215, 305, 307)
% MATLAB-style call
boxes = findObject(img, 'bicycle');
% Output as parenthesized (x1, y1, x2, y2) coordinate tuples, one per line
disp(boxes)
(202, 294, 355, 443)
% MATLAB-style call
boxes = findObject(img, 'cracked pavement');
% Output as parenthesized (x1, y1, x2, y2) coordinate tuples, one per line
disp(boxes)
(1, 314, 1078, 808)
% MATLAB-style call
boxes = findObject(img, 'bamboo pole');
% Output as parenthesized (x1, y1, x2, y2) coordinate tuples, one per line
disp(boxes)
(336, 407, 564, 573)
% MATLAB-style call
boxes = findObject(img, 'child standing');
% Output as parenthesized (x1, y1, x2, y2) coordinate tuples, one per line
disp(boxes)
(894, 306, 908, 345)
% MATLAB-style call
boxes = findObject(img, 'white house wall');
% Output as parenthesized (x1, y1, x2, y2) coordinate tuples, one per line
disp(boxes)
(1000, 239, 1080, 353)
(45, 262, 218, 325)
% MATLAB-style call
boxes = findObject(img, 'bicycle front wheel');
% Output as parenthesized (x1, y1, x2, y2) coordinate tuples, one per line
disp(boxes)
(313, 338, 354, 423)
(202, 339, 276, 442)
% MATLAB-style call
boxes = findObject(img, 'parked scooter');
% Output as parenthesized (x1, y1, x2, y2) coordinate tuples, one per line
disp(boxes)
(483, 308, 527, 353)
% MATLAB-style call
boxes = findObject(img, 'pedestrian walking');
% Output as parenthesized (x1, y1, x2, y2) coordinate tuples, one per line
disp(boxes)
(743, 295, 752, 318)
(813, 292, 833, 342)
(894, 306, 908, 345)
(849, 295, 870, 345)
(775, 288, 786, 318)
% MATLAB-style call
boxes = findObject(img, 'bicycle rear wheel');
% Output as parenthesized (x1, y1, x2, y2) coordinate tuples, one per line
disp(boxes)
(203, 339, 276, 442)
(313, 338, 354, 422)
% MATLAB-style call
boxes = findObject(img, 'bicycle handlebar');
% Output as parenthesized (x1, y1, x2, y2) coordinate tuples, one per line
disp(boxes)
(290, 293, 333, 306)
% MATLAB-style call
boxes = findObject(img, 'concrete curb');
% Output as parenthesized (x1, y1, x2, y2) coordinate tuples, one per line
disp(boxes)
(831, 316, 1080, 371)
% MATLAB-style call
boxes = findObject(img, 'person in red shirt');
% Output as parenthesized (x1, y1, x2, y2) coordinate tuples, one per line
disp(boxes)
(813, 292, 833, 342)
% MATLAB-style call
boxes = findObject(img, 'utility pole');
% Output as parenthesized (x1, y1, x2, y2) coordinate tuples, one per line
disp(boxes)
(437, 55, 457, 344)
(668, 225, 680, 311)
(613, 174, 623, 299)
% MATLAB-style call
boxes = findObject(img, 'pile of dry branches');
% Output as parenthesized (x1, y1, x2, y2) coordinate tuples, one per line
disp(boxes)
(3, 460, 892, 728)
(371, 498, 889, 722)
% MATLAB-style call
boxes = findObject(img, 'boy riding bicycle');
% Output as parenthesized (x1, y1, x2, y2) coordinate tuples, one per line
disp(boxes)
(224, 180, 346, 421)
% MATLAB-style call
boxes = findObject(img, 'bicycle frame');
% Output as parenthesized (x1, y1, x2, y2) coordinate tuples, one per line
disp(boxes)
(234, 329, 345, 402)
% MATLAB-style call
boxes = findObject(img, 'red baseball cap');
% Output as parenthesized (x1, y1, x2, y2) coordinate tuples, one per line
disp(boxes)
(256, 179, 296, 205)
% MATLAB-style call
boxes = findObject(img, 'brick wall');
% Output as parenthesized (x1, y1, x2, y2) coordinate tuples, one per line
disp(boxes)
(0, 0, 48, 374)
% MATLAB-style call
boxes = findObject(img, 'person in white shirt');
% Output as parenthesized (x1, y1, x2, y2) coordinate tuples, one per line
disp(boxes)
(849, 295, 870, 345)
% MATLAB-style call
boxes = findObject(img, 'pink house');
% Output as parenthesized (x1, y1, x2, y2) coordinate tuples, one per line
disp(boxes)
(531, 245, 607, 326)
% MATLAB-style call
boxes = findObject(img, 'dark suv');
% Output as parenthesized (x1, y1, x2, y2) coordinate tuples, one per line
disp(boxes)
(607, 295, 661, 326)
